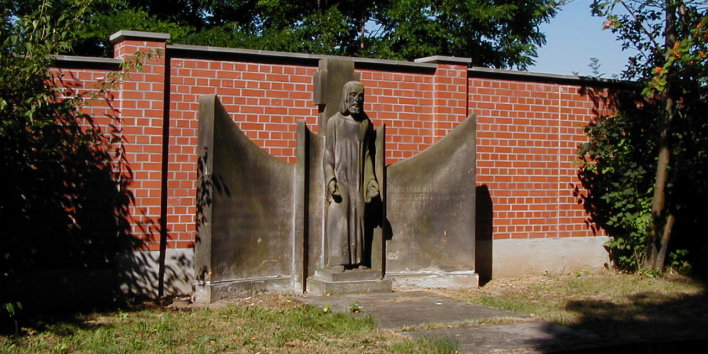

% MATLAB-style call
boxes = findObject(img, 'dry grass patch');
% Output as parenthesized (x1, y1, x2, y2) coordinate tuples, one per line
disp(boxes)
(441, 270, 708, 342)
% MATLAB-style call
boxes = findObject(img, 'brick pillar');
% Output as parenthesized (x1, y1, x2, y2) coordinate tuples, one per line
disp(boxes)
(110, 30, 170, 250)
(415, 56, 471, 141)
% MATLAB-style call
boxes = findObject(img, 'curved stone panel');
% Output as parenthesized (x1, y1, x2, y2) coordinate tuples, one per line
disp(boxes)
(385, 114, 477, 288)
(195, 95, 294, 301)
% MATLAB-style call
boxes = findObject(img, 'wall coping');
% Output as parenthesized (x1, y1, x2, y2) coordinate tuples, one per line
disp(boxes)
(52, 54, 122, 70)
(53, 29, 636, 87)
(415, 55, 472, 65)
(468, 66, 635, 87)
(167, 44, 438, 73)
(110, 30, 170, 43)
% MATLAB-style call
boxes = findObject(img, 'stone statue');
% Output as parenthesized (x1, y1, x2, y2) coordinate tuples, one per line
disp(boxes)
(323, 81, 379, 271)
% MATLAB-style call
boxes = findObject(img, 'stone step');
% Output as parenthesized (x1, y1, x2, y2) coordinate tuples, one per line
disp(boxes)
(313, 268, 383, 282)
(306, 276, 392, 296)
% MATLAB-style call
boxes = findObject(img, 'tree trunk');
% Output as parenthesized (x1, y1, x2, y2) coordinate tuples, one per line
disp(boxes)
(656, 213, 675, 267)
(359, 14, 366, 50)
(643, 0, 678, 271)
(645, 133, 671, 270)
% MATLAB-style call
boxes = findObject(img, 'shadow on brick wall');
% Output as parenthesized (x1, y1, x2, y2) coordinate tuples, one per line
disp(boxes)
(476, 185, 493, 286)
(0, 74, 188, 332)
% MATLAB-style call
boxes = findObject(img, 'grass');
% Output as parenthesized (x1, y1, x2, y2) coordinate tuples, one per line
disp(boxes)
(451, 270, 708, 343)
(398, 316, 531, 333)
(0, 296, 456, 353)
(4, 271, 707, 352)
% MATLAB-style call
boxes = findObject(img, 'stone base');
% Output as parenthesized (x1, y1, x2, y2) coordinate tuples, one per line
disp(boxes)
(307, 269, 392, 296)
(192, 276, 292, 305)
(388, 271, 478, 289)
(485, 237, 611, 278)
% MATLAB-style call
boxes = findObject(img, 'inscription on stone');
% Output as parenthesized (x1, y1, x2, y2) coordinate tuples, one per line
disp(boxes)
(390, 188, 467, 217)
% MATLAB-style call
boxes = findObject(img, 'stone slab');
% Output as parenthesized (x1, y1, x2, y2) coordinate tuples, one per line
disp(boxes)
(312, 59, 360, 133)
(297, 291, 607, 353)
(389, 271, 478, 289)
(195, 95, 295, 303)
(406, 321, 600, 353)
(198, 277, 293, 304)
(306, 277, 392, 296)
(385, 114, 477, 283)
(314, 268, 382, 282)
(298, 291, 528, 329)
(488, 236, 612, 278)
(118, 248, 194, 297)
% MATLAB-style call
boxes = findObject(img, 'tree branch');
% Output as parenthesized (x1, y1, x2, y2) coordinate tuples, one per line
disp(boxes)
(620, 1, 662, 51)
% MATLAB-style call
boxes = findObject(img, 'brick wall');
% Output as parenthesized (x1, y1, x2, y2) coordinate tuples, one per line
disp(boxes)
(51, 31, 610, 252)
(471, 76, 599, 240)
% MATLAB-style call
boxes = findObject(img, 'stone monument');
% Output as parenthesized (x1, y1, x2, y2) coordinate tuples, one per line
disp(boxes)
(323, 81, 379, 270)
(194, 58, 476, 303)
(306, 80, 392, 295)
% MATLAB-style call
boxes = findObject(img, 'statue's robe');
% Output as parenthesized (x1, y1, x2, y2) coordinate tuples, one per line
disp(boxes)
(324, 112, 376, 267)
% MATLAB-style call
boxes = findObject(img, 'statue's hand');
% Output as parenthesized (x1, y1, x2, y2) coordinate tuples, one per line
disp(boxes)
(366, 179, 379, 201)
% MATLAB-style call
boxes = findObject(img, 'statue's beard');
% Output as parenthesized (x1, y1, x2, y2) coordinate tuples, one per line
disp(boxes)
(348, 103, 361, 114)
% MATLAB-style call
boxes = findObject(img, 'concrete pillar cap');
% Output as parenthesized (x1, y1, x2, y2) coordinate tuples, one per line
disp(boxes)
(414, 55, 472, 65)
(109, 30, 170, 43)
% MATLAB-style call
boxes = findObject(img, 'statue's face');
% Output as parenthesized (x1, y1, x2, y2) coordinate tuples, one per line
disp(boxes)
(347, 87, 364, 115)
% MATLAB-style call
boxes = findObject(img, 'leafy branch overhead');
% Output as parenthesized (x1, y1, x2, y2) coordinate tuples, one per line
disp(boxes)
(3, 0, 561, 69)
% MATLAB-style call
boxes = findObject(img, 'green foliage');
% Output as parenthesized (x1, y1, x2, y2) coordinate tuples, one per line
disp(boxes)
(1, 0, 143, 326)
(577, 84, 708, 271)
(390, 336, 460, 353)
(73, 5, 191, 56)
(668, 249, 691, 274)
(582, 1, 708, 272)
(7, 0, 560, 69)
(371, 0, 558, 68)
(577, 91, 657, 271)
(0, 302, 427, 352)
(588, 57, 605, 77)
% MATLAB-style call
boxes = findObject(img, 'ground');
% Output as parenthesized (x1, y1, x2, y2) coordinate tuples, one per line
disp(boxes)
(2, 270, 707, 353)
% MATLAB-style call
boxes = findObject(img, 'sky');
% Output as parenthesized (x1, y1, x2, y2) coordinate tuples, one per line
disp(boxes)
(528, 1, 636, 77)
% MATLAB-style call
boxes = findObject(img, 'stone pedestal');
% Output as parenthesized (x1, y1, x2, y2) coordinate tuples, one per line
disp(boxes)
(307, 269, 392, 296)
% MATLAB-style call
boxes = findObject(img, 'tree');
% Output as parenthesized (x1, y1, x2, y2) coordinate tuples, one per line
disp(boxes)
(586, 0, 708, 272)
(8, 0, 560, 70)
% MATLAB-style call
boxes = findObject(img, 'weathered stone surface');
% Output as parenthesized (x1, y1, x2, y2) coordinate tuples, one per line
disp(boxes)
(323, 81, 380, 269)
(206, 277, 293, 302)
(312, 59, 361, 133)
(313, 268, 382, 282)
(298, 291, 528, 329)
(406, 321, 601, 353)
(304, 126, 326, 286)
(371, 125, 386, 273)
(489, 236, 612, 278)
(195, 61, 480, 301)
(385, 114, 478, 288)
(298, 291, 605, 353)
(194, 95, 294, 303)
(306, 277, 392, 296)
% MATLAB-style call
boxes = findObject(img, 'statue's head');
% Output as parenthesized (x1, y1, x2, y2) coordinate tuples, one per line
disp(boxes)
(340, 81, 365, 116)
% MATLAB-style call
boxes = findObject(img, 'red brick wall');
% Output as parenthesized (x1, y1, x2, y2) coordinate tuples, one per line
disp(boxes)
(51, 32, 607, 251)
(471, 78, 599, 240)
(112, 37, 169, 250)
(168, 59, 319, 246)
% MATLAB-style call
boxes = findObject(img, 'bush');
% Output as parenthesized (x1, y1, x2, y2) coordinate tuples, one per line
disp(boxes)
(1, 0, 139, 327)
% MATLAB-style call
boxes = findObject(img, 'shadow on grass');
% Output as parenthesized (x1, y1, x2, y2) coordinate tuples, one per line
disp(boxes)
(531, 277, 708, 352)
